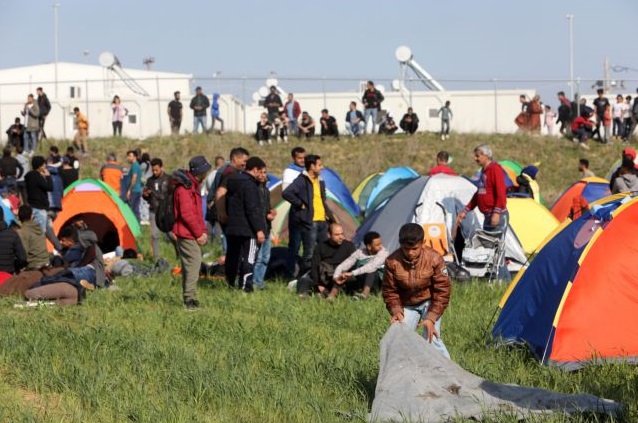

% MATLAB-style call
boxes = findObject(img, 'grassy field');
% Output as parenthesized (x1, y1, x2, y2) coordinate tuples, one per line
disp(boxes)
(0, 132, 633, 422)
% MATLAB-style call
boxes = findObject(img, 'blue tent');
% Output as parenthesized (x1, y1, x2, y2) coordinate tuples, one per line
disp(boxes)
(266, 173, 280, 190)
(321, 167, 360, 217)
(366, 167, 419, 215)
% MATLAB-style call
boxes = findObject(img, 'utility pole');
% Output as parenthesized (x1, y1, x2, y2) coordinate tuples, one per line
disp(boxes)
(54, 2, 61, 98)
(566, 14, 574, 101)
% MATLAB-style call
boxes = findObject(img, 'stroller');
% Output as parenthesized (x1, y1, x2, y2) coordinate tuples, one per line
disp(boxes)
(461, 226, 509, 283)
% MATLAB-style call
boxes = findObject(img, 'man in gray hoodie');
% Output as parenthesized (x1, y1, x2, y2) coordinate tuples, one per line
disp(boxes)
(612, 157, 638, 194)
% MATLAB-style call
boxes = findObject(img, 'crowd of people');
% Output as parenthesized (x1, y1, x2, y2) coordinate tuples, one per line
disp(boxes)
(515, 89, 638, 150)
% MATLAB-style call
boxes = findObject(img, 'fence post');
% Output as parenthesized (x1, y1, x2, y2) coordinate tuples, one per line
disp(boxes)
(156, 76, 162, 136)
(242, 77, 247, 134)
(493, 78, 498, 133)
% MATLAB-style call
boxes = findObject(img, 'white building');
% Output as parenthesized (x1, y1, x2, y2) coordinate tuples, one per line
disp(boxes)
(0, 61, 537, 140)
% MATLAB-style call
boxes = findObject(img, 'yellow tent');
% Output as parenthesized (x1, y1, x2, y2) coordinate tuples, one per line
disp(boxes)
(507, 197, 559, 255)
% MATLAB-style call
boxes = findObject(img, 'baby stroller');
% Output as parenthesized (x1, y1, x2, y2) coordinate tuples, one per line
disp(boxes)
(461, 226, 509, 283)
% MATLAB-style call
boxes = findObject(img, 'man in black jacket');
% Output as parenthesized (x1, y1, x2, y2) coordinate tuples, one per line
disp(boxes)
(361, 80, 384, 134)
(0, 147, 24, 191)
(142, 157, 176, 259)
(282, 154, 334, 278)
(190, 86, 210, 134)
(0, 207, 27, 274)
(24, 155, 60, 251)
(36, 87, 51, 141)
(224, 156, 268, 292)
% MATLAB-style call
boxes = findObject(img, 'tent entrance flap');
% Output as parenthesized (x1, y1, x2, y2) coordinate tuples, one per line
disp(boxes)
(59, 212, 120, 253)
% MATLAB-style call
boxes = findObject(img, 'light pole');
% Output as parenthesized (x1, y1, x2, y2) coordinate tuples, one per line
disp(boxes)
(54, 2, 61, 98)
(566, 14, 574, 101)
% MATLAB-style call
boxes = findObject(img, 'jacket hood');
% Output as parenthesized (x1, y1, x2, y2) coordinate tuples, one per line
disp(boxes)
(301, 170, 323, 182)
(172, 169, 194, 189)
(287, 163, 304, 172)
(213, 93, 220, 100)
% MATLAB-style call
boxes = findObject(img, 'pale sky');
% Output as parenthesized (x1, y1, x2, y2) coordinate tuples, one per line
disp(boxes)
(2, 0, 637, 103)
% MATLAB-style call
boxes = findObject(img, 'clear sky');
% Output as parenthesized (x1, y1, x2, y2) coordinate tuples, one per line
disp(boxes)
(1, 0, 637, 102)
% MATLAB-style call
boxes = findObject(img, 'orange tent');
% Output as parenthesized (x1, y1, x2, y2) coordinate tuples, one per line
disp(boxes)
(48, 179, 141, 253)
(550, 177, 610, 222)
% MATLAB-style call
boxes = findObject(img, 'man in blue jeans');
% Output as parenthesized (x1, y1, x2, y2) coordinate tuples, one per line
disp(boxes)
(125, 150, 143, 223)
(190, 86, 210, 134)
(282, 154, 334, 287)
(252, 164, 276, 290)
(382, 223, 451, 358)
(361, 81, 384, 134)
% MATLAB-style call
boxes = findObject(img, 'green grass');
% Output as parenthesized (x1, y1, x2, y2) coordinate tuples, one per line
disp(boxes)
(1, 132, 633, 422)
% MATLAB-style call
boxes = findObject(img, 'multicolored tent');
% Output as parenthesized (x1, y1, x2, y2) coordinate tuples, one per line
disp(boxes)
(50, 179, 141, 253)
(493, 194, 638, 369)
(0, 200, 16, 226)
(352, 172, 381, 212)
(507, 197, 559, 254)
(550, 177, 610, 222)
(364, 167, 419, 216)
(320, 167, 360, 217)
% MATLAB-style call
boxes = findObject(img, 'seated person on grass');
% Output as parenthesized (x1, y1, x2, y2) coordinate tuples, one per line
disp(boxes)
(0, 207, 26, 275)
(16, 205, 50, 271)
(296, 223, 355, 299)
(332, 231, 389, 300)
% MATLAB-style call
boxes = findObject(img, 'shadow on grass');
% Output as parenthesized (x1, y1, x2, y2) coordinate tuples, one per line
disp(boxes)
(356, 371, 378, 410)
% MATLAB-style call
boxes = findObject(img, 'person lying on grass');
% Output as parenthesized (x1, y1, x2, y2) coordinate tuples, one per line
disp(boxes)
(382, 223, 452, 358)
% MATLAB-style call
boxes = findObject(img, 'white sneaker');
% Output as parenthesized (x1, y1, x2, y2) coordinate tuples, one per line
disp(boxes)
(580, 143, 590, 150)
(287, 279, 298, 292)
(258, 140, 264, 146)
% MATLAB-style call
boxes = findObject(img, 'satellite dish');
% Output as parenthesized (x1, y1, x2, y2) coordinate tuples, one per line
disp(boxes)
(377, 84, 386, 94)
(252, 92, 262, 102)
(258, 86, 269, 97)
(395, 46, 413, 63)
(99, 51, 117, 67)
(391, 79, 402, 91)
(266, 78, 278, 88)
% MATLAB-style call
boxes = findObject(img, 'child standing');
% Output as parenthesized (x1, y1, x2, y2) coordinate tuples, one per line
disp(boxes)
(603, 103, 612, 144)
(544, 105, 556, 136)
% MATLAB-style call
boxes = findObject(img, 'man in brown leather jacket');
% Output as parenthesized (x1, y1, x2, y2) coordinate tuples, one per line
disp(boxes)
(382, 223, 451, 358)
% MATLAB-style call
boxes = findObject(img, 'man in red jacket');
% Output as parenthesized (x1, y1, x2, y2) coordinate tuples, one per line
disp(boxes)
(456, 144, 509, 280)
(173, 156, 211, 309)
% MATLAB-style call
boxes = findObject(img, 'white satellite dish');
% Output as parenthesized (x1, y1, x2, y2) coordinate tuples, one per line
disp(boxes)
(266, 78, 278, 88)
(395, 46, 413, 63)
(258, 86, 269, 97)
(391, 79, 402, 91)
(377, 84, 386, 94)
(99, 51, 117, 68)
(252, 92, 262, 102)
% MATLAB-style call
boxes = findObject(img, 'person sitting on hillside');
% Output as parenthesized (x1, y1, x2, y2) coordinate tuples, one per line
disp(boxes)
(5, 118, 25, 149)
(345, 102, 365, 137)
(612, 156, 638, 194)
(298, 111, 316, 139)
(400, 107, 419, 135)
(378, 114, 398, 135)
(571, 110, 595, 150)
(0, 207, 26, 275)
(296, 223, 355, 299)
(319, 109, 339, 141)
(255, 112, 273, 146)
(332, 231, 389, 300)
(16, 205, 49, 271)
(427, 151, 457, 176)
(513, 165, 539, 200)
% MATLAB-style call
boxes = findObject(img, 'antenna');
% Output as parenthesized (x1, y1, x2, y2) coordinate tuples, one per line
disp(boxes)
(99, 51, 150, 96)
(143, 56, 155, 70)
(395, 45, 445, 92)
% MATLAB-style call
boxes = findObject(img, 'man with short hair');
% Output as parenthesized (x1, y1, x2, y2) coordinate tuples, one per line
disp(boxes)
(73, 107, 89, 154)
(167, 91, 183, 136)
(298, 111, 316, 138)
(0, 147, 24, 192)
(362, 81, 384, 134)
(427, 151, 457, 176)
(214, 147, 250, 227)
(578, 158, 595, 178)
(333, 230, 389, 300)
(592, 88, 609, 141)
(21, 94, 40, 155)
(24, 155, 60, 251)
(284, 93, 301, 136)
(382, 223, 451, 358)
(36, 87, 51, 141)
(16, 204, 48, 270)
(6, 118, 24, 149)
(319, 109, 339, 141)
(173, 156, 211, 309)
(0, 207, 26, 275)
(224, 156, 268, 292)
(400, 107, 419, 135)
(252, 163, 276, 290)
(282, 147, 306, 262)
(296, 223, 355, 299)
(190, 87, 210, 134)
(100, 153, 123, 193)
(143, 158, 175, 259)
(282, 154, 335, 280)
(264, 86, 283, 123)
(557, 91, 574, 136)
(345, 101, 365, 137)
(456, 144, 509, 280)
(125, 150, 143, 223)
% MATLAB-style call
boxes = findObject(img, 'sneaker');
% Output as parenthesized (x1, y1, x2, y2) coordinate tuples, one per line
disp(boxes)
(258, 141, 264, 146)
(283, 136, 288, 142)
(242, 284, 254, 293)
(14, 300, 56, 308)
(184, 299, 200, 310)
(580, 143, 590, 150)
(287, 279, 298, 292)
(268, 139, 273, 145)
(80, 279, 95, 291)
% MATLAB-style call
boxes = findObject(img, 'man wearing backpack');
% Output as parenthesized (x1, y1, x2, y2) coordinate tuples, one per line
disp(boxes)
(143, 158, 175, 260)
(173, 156, 211, 310)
